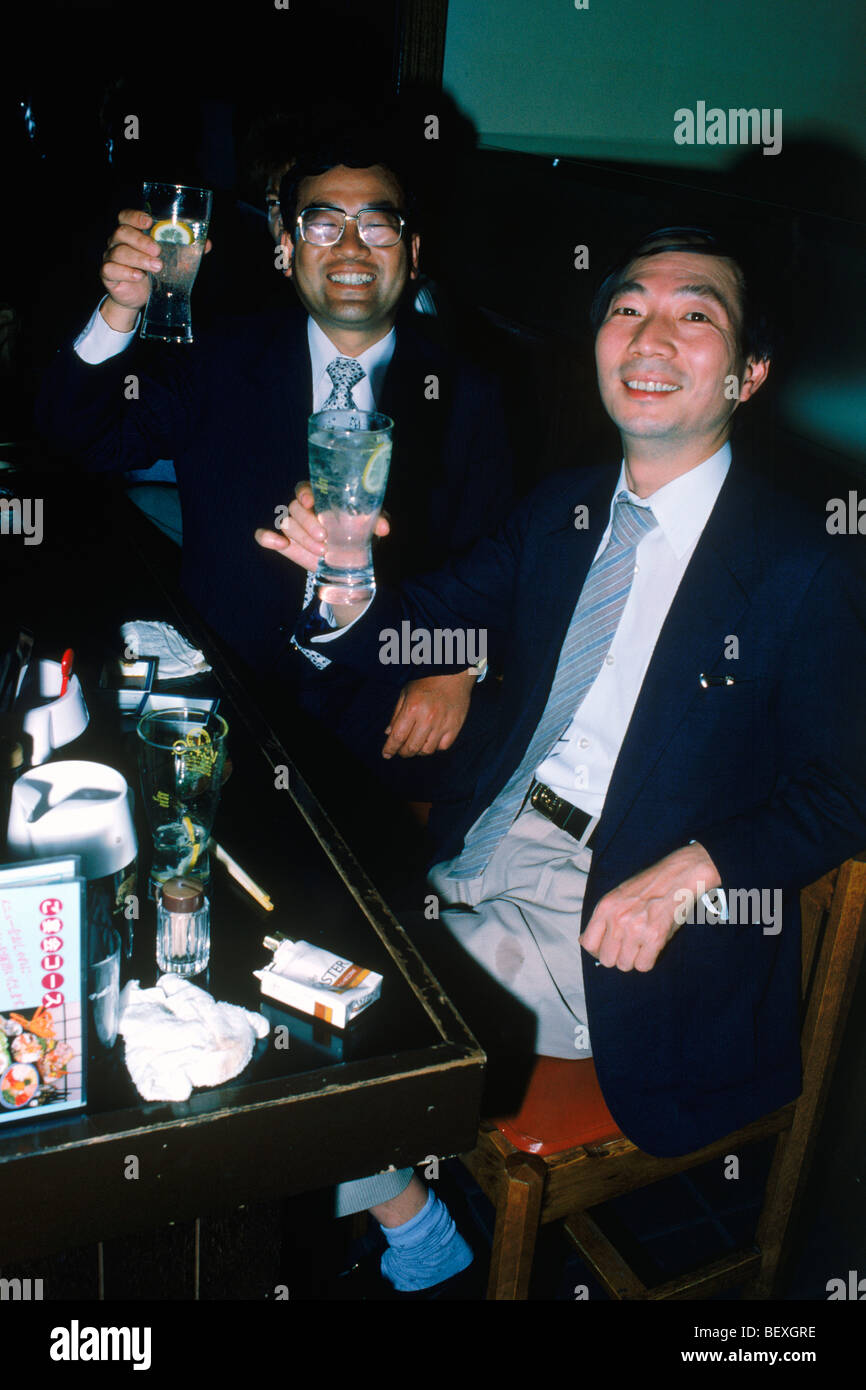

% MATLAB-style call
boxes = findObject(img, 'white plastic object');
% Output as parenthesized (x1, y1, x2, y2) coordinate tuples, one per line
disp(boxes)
(6, 760, 137, 879)
(19, 659, 89, 766)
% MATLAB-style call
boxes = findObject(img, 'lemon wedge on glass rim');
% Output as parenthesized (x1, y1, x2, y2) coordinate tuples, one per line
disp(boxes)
(151, 218, 194, 245)
(361, 440, 391, 494)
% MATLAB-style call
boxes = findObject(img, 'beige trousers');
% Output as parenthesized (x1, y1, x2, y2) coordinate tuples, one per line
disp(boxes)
(428, 808, 595, 1060)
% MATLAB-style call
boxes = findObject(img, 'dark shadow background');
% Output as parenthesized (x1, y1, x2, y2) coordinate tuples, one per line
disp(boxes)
(4, 1, 865, 495)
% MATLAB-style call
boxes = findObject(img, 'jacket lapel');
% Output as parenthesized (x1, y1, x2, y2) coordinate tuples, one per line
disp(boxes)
(272, 309, 314, 458)
(491, 469, 619, 777)
(378, 321, 447, 490)
(592, 462, 760, 858)
(526, 468, 619, 662)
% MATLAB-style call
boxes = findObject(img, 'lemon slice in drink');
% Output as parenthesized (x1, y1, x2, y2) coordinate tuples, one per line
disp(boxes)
(361, 441, 391, 494)
(151, 218, 194, 245)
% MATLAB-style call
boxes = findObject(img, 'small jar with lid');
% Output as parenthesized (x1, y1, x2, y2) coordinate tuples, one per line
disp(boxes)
(156, 877, 210, 977)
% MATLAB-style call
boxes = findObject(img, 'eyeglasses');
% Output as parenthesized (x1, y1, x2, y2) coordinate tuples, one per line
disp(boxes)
(296, 206, 406, 248)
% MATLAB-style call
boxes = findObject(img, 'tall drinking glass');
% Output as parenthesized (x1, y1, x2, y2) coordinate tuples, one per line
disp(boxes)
(136, 708, 228, 894)
(307, 410, 394, 605)
(140, 182, 212, 344)
(88, 928, 120, 1052)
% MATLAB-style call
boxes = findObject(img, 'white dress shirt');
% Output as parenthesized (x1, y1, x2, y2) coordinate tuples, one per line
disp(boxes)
(535, 443, 731, 817)
(74, 298, 138, 362)
(307, 317, 394, 411)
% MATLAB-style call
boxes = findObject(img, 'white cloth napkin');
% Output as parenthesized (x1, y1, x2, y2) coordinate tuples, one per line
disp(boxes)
(117, 975, 269, 1102)
(121, 621, 212, 680)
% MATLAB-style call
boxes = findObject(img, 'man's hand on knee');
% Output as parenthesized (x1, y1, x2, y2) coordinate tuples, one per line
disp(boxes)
(579, 842, 720, 972)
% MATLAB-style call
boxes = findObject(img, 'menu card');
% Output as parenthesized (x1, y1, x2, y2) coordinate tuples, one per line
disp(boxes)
(0, 857, 86, 1124)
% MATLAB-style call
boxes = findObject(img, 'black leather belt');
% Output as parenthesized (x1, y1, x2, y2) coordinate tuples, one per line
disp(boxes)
(529, 782, 597, 850)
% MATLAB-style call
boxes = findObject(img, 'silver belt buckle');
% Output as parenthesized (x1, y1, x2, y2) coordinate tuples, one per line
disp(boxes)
(575, 814, 599, 851)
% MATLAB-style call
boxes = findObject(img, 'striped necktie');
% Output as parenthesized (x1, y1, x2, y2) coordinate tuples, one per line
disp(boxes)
(322, 357, 365, 410)
(449, 493, 658, 878)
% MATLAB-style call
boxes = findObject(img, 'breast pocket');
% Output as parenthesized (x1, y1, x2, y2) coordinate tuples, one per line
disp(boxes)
(676, 677, 767, 777)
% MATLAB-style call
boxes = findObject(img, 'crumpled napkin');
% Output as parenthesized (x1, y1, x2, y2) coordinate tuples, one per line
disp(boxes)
(117, 975, 269, 1102)
(121, 621, 212, 680)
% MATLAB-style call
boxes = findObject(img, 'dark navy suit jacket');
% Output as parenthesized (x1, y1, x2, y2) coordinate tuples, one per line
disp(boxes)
(306, 457, 866, 1155)
(37, 304, 515, 685)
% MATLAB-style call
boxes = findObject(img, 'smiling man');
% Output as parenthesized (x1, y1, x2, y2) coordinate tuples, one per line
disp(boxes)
(594, 246, 767, 487)
(280, 163, 420, 349)
(38, 129, 516, 796)
(282, 226, 866, 1167)
(254, 146, 514, 780)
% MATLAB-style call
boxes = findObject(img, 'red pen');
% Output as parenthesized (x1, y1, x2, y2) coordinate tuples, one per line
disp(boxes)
(60, 649, 74, 697)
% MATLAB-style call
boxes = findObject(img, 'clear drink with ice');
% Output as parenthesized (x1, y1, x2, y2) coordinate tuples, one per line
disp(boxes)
(140, 182, 212, 344)
(307, 410, 394, 604)
(151, 818, 210, 889)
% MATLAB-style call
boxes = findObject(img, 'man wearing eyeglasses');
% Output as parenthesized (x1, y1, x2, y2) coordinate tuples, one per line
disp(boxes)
(38, 134, 516, 797)
(281, 164, 418, 342)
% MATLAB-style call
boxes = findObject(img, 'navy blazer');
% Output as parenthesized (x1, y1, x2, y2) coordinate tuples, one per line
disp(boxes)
(311, 457, 866, 1154)
(37, 305, 515, 678)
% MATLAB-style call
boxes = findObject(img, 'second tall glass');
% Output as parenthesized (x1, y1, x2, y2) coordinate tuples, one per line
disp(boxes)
(136, 708, 228, 894)
(307, 409, 394, 605)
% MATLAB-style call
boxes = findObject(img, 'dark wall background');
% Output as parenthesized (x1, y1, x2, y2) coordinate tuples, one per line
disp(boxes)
(1, 0, 401, 431)
(3, 0, 864, 492)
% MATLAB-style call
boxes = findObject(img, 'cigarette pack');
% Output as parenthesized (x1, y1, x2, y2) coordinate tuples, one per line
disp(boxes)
(254, 935, 382, 1028)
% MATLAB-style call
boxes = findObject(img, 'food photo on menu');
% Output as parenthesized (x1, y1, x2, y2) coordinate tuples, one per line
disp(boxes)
(0, 858, 86, 1124)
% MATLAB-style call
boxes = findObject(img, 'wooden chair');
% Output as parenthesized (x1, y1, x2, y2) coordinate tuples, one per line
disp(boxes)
(460, 853, 866, 1300)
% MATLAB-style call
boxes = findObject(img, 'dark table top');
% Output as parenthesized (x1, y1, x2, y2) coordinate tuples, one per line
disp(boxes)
(0, 469, 484, 1263)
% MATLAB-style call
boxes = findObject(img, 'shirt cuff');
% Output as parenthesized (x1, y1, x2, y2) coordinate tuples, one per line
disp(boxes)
(290, 571, 374, 670)
(73, 297, 140, 363)
(687, 839, 728, 921)
(312, 598, 373, 642)
(700, 888, 728, 923)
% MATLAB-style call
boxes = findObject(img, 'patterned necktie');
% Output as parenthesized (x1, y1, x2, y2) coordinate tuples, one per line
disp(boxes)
(450, 494, 658, 878)
(322, 356, 366, 410)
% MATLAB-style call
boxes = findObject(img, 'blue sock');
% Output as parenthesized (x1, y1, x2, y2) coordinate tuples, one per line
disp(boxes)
(379, 1189, 474, 1291)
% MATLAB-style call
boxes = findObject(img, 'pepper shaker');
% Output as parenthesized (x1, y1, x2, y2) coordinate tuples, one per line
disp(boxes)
(156, 877, 210, 977)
